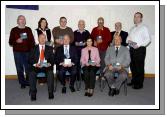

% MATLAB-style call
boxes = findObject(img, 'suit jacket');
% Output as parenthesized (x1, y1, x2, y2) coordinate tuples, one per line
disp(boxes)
(29, 45, 54, 70)
(80, 46, 100, 67)
(55, 45, 78, 68)
(111, 30, 128, 46)
(104, 46, 131, 72)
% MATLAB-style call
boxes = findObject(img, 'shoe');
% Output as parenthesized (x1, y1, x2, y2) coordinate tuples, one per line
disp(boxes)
(108, 88, 115, 96)
(69, 86, 75, 92)
(21, 84, 26, 89)
(62, 87, 66, 94)
(127, 82, 133, 86)
(115, 89, 120, 95)
(31, 93, 36, 101)
(84, 92, 89, 96)
(88, 93, 93, 97)
(49, 92, 54, 99)
(132, 84, 143, 89)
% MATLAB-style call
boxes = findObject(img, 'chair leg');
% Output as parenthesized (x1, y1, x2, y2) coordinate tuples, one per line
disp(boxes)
(124, 79, 127, 96)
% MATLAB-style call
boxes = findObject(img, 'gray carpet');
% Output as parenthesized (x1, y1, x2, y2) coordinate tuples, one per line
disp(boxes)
(5, 78, 155, 105)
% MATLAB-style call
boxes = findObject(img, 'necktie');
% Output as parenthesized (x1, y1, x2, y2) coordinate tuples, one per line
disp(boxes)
(65, 46, 69, 58)
(115, 47, 119, 57)
(88, 50, 91, 61)
(40, 46, 44, 61)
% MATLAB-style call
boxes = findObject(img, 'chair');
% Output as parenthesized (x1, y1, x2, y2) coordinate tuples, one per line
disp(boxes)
(99, 68, 128, 96)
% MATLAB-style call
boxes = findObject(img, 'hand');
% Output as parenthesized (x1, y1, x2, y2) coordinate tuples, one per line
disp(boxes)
(133, 44, 139, 49)
(128, 40, 133, 44)
(47, 63, 51, 67)
(63, 63, 68, 67)
(16, 38, 23, 43)
(35, 63, 42, 68)
(97, 39, 103, 44)
(59, 39, 64, 45)
(75, 42, 79, 46)
(67, 64, 72, 67)
(108, 64, 113, 70)
(94, 41, 97, 46)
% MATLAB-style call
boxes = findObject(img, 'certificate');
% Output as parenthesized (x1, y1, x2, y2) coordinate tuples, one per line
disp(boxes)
(20, 32, 27, 40)
(64, 59, 71, 65)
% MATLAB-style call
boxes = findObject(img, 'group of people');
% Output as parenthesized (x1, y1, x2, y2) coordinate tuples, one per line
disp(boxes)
(9, 12, 151, 101)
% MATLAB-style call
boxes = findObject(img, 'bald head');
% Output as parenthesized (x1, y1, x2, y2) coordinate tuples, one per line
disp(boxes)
(115, 22, 122, 32)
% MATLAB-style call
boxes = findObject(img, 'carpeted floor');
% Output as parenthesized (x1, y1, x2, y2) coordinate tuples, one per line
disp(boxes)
(5, 78, 155, 105)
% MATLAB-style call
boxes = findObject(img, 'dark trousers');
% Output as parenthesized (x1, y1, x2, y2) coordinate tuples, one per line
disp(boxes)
(130, 47, 146, 86)
(58, 66, 77, 87)
(99, 50, 106, 74)
(82, 66, 99, 89)
(29, 67, 54, 94)
(13, 51, 30, 86)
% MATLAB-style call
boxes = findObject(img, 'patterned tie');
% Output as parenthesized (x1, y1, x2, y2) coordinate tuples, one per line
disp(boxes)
(115, 31, 119, 36)
(40, 46, 44, 61)
(65, 46, 69, 58)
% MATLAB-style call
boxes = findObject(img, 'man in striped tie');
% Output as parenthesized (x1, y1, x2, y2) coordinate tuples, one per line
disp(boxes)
(29, 34, 54, 101)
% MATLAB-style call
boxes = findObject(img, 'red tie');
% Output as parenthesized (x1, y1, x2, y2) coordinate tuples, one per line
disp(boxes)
(40, 46, 44, 61)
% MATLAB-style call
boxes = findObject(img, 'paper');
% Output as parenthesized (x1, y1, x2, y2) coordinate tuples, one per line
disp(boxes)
(20, 33, 27, 40)
(96, 36, 102, 41)
(88, 60, 95, 65)
(64, 59, 71, 65)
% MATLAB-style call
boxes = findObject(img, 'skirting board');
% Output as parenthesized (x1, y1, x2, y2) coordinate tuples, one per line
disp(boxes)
(5, 74, 155, 80)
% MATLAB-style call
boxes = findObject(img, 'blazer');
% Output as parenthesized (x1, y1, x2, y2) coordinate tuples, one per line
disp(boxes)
(55, 45, 78, 67)
(80, 46, 101, 67)
(29, 45, 54, 69)
(111, 30, 128, 46)
(104, 46, 131, 72)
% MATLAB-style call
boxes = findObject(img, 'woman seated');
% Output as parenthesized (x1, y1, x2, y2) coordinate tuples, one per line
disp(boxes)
(80, 38, 100, 97)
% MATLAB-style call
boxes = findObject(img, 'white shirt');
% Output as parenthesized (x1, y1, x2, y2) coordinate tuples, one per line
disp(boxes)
(126, 23, 151, 47)
(33, 28, 54, 45)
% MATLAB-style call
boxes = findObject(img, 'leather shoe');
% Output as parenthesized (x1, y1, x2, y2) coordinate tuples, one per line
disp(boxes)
(69, 86, 75, 92)
(84, 92, 89, 96)
(62, 87, 66, 94)
(115, 89, 120, 95)
(88, 93, 93, 97)
(31, 93, 36, 101)
(49, 92, 54, 99)
(21, 84, 26, 89)
(127, 82, 133, 86)
(132, 85, 143, 89)
(108, 88, 115, 96)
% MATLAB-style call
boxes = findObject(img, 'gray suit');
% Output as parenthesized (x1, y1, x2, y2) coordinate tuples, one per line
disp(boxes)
(104, 46, 131, 88)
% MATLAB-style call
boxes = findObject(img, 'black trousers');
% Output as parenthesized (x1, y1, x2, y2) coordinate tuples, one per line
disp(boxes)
(58, 66, 77, 87)
(130, 47, 146, 87)
(82, 66, 99, 90)
(29, 67, 54, 94)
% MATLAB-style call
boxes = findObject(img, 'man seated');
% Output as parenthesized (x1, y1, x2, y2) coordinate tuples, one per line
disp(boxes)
(55, 34, 78, 94)
(29, 34, 54, 101)
(104, 36, 131, 96)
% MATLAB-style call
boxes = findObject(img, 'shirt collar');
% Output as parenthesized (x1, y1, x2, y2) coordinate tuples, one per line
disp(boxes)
(64, 44, 69, 48)
(39, 44, 45, 49)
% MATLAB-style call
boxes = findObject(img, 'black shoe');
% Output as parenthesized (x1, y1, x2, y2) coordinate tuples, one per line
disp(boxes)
(69, 86, 75, 92)
(127, 82, 133, 86)
(108, 88, 115, 96)
(132, 84, 143, 89)
(62, 87, 66, 94)
(84, 92, 89, 96)
(88, 93, 93, 97)
(21, 84, 26, 89)
(49, 92, 54, 99)
(31, 94, 36, 101)
(115, 89, 120, 95)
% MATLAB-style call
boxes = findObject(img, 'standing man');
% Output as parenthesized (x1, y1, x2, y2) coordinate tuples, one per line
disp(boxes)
(52, 17, 74, 51)
(91, 17, 111, 75)
(29, 34, 54, 101)
(111, 22, 128, 46)
(73, 20, 90, 80)
(9, 15, 35, 89)
(127, 12, 151, 89)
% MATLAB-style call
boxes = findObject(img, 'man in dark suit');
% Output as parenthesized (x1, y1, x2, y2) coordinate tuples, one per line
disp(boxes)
(29, 34, 54, 101)
(55, 34, 78, 94)
(111, 22, 128, 46)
